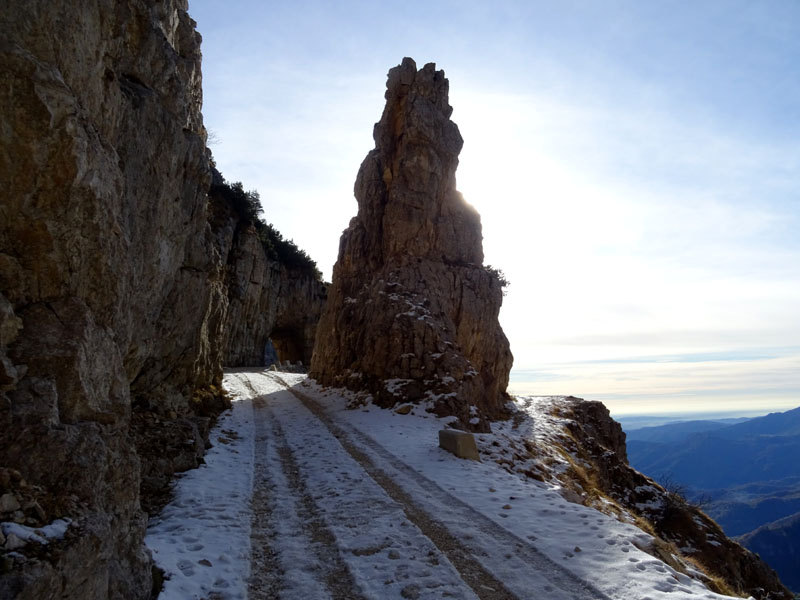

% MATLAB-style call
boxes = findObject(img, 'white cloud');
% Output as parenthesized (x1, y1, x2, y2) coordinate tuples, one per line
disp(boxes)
(509, 352, 800, 416)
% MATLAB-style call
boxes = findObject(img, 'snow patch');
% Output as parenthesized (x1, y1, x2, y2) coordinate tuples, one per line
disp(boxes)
(145, 376, 256, 600)
(384, 378, 412, 395)
(145, 371, 739, 600)
(0, 518, 71, 545)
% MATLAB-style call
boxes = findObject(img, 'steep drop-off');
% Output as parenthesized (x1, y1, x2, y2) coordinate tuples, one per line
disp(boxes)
(311, 58, 512, 431)
(491, 397, 792, 599)
(738, 512, 800, 593)
(0, 3, 324, 598)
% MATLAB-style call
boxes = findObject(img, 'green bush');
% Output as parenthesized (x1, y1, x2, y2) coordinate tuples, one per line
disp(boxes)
(485, 265, 510, 294)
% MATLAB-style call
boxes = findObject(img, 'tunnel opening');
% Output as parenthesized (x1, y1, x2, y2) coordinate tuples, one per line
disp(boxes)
(269, 327, 305, 366)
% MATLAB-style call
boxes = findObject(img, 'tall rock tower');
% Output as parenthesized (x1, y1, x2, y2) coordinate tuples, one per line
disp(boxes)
(310, 58, 512, 430)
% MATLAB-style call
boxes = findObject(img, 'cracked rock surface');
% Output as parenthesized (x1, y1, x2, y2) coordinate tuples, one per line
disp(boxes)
(310, 58, 512, 430)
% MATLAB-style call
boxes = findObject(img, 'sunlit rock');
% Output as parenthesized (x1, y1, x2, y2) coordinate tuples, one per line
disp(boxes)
(310, 57, 513, 431)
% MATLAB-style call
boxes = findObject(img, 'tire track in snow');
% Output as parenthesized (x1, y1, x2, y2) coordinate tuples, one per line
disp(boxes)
(269, 372, 611, 600)
(270, 411, 368, 600)
(234, 372, 367, 600)
(234, 370, 285, 599)
(239, 371, 482, 600)
(248, 394, 284, 600)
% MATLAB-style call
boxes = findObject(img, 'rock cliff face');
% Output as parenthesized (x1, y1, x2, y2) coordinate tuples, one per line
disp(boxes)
(208, 182, 326, 368)
(0, 1, 218, 597)
(0, 2, 324, 598)
(310, 58, 512, 431)
(496, 397, 792, 599)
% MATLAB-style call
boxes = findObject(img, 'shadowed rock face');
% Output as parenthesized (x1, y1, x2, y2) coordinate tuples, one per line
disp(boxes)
(0, 2, 221, 597)
(216, 221, 327, 368)
(0, 2, 326, 591)
(310, 58, 512, 431)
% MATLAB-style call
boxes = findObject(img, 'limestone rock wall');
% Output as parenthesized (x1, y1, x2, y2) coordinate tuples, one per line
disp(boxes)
(222, 227, 326, 367)
(310, 58, 512, 430)
(0, 1, 223, 597)
(271, 265, 328, 366)
(219, 222, 282, 366)
(208, 186, 327, 368)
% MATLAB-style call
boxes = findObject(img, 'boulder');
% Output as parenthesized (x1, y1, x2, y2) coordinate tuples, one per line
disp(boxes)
(438, 429, 481, 461)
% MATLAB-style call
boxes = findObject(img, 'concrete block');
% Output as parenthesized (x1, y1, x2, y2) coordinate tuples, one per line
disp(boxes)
(438, 429, 480, 461)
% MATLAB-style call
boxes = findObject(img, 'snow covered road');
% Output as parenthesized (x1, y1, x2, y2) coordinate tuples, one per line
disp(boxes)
(146, 369, 741, 600)
(242, 372, 476, 600)
(264, 372, 607, 600)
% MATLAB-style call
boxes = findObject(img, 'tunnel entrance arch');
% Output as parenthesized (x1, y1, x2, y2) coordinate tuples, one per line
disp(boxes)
(269, 326, 305, 365)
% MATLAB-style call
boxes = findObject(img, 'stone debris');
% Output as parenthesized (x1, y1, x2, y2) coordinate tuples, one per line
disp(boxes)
(0, 494, 20, 514)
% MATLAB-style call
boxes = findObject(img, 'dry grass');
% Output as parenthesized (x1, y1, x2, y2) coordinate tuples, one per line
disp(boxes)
(681, 554, 744, 597)
(630, 511, 658, 537)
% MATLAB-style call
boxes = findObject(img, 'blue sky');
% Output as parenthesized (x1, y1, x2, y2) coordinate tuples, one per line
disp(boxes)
(189, 0, 800, 416)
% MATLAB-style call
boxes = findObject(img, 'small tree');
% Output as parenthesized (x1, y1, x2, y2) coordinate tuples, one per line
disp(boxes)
(485, 265, 510, 295)
(209, 168, 322, 281)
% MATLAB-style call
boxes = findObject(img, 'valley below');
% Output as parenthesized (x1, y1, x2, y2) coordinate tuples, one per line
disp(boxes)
(624, 408, 800, 594)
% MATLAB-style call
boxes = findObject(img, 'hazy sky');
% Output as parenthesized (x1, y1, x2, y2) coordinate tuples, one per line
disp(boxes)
(189, 0, 799, 416)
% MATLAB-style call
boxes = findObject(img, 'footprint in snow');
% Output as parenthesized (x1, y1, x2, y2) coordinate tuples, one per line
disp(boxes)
(177, 559, 195, 576)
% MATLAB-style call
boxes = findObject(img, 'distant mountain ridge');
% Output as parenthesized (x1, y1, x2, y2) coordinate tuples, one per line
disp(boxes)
(709, 478, 800, 536)
(616, 414, 751, 430)
(627, 433, 800, 489)
(624, 405, 800, 593)
(626, 419, 734, 443)
(737, 512, 800, 592)
(711, 406, 800, 438)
